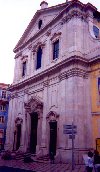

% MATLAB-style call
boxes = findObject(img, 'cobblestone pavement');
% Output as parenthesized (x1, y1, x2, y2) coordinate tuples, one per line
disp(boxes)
(0, 159, 94, 172)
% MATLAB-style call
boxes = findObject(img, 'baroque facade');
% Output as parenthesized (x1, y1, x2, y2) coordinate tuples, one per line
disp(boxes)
(5, 0, 100, 161)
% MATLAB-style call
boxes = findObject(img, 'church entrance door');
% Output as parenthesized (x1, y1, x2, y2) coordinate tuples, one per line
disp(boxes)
(49, 121, 57, 155)
(16, 124, 21, 150)
(30, 112, 38, 154)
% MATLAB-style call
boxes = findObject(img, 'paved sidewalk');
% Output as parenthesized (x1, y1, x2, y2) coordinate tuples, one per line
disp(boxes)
(0, 158, 88, 172)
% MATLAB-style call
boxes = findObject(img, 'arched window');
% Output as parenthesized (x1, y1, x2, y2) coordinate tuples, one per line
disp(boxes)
(36, 47, 42, 70)
(93, 25, 99, 38)
(38, 20, 42, 29)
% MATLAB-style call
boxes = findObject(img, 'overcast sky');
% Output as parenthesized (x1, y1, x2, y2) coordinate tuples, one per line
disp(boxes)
(0, 0, 100, 84)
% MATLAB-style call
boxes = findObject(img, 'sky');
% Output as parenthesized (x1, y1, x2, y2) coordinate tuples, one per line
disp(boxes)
(0, 0, 100, 84)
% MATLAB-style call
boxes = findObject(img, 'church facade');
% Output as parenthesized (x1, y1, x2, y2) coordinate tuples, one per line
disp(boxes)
(5, 0, 100, 162)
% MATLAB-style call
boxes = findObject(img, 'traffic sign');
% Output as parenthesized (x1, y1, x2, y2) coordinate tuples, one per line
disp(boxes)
(63, 124, 77, 129)
(63, 130, 77, 134)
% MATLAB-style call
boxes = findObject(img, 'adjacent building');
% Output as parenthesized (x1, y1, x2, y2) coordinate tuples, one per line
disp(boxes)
(5, 0, 100, 162)
(0, 83, 10, 150)
(90, 61, 100, 154)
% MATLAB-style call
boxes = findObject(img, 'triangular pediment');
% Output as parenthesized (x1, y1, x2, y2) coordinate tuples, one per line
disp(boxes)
(13, 0, 97, 53)
(13, 2, 68, 52)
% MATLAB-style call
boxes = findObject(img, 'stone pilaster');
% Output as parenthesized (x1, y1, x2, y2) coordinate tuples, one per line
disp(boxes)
(58, 72, 67, 148)
(40, 79, 49, 152)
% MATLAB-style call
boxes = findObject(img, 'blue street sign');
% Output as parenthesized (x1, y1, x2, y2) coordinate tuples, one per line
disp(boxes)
(63, 124, 77, 129)
(63, 130, 77, 134)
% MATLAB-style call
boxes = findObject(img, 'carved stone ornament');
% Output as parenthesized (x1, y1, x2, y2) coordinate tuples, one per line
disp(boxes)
(28, 43, 32, 50)
(46, 111, 59, 122)
(21, 55, 28, 62)
(61, 9, 87, 24)
(15, 117, 23, 126)
(32, 42, 45, 53)
(50, 32, 62, 42)
(11, 92, 18, 99)
(59, 72, 68, 81)
(24, 96, 43, 118)
(24, 89, 29, 94)
(46, 29, 51, 36)
(43, 79, 49, 87)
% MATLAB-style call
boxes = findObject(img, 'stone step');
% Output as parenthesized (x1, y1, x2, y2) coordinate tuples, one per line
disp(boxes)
(36, 154, 50, 162)
(15, 152, 31, 160)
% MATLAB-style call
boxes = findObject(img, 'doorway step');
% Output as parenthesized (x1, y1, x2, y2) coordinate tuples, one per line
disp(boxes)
(36, 154, 50, 163)
(15, 152, 31, 161)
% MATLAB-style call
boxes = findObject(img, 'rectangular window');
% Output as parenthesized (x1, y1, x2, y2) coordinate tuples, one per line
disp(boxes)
(2, 90, 6, 99)
(0, 116, 4, 123)
(0, 105, 6, 111)
(98, 78, 100, 102)
(53, 40, 59, 60)
(36, 47, 42, 70)
(22, 61, 26, 77)
(0, 130, 4, 138)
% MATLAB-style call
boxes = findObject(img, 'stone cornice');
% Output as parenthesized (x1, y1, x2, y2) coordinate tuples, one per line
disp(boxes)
(89, 56, 100, 65)
(8, 56, 100, 92)
(8, 55, 91, 91)
(59, 68, 89, 81)
(14, 52, 22, 59)
(43, 80, 49, 87)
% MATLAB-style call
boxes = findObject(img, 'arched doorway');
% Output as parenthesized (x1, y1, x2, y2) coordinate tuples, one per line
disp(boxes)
(24, 96, 43, 153)
(46, 111, 59, 156)
(30, 112, 38, 153)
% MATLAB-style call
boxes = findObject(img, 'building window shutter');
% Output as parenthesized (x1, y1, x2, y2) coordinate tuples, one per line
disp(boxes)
(36, 47, 42, 70)
(53, 40, 59, 60)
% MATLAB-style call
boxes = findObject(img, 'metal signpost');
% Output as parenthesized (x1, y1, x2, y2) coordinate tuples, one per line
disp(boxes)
(63, 122, 77, 171)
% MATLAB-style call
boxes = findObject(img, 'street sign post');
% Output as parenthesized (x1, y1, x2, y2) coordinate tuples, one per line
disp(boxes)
(69, 134, 75, 139)
(63, 122, 77, 171)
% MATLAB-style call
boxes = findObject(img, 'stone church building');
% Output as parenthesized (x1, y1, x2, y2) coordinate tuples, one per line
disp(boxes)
(5, 0, 100, 161)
